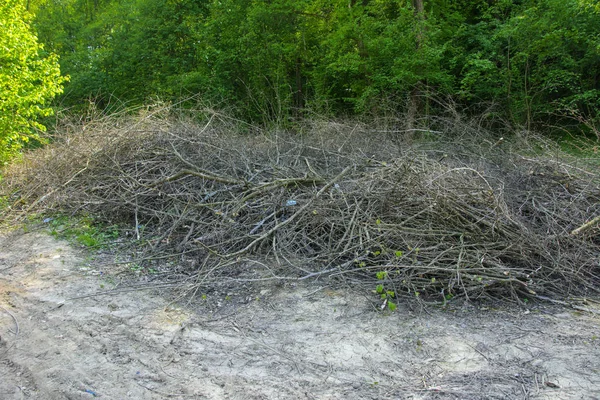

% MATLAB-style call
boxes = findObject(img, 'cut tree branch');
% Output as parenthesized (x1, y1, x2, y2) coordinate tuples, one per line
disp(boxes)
(571, 215, 600, 236)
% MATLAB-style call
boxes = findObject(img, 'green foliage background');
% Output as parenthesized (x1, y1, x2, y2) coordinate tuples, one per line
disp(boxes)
(5, 0, 600, 136)
(0, 0, 66, 162)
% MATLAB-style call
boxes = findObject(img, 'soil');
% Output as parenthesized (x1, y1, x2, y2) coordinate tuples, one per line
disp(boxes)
(1, 230, 599, 399)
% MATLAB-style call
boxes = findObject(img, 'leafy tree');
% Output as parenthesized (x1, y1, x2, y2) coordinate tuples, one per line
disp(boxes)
(306, 0, 453, 115)
(26, 0, 600, 134)
(197, 0, 313, 121)
(451, 0, 600, 131)
(97, 0, 208, 102)
(0, 0, 66, 163)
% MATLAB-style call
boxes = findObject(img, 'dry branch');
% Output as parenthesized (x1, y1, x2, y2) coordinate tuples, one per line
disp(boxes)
(2, 110, 599, 303)
(223, 165, 353, 259)
(147, 168, 245, 187)
(571, 215, 600, 236)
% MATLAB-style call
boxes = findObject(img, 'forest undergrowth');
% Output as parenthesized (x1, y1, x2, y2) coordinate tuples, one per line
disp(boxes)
(1, 104, 599, 306)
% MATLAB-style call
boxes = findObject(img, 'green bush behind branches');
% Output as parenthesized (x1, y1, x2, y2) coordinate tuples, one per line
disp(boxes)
(16, 0, 600, 133)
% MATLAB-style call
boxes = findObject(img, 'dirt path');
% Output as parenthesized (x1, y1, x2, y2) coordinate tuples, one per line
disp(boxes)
(1, 231, 599, 399)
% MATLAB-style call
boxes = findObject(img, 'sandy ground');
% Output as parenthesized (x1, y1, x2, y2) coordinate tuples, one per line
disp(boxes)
(1, 230, 599, 399)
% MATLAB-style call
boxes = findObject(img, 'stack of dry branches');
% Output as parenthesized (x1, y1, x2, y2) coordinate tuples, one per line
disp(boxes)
(2, 108, 599, 302)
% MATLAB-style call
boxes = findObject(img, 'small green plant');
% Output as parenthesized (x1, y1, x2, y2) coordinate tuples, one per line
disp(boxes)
(45, 214, 120, 248)
(76, 232, 99, 247)
(375, 271, 397, 312)
(0, 195, 9, 212)
(129, 263, 143, 272)
(441, 291, 454, 307)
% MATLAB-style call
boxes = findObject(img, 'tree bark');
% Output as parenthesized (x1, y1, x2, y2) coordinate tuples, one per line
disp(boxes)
(406, 0, 425, 134)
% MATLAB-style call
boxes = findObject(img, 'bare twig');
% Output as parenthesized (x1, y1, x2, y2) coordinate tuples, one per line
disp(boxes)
(0, 306, 19, 338)
(571, 215, 600, 236)
(147, 169, 244, 187)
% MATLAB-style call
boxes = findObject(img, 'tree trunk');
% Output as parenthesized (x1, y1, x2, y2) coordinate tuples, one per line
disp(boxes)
(406, 0, 425, 134)
(294, 57, 303, 119)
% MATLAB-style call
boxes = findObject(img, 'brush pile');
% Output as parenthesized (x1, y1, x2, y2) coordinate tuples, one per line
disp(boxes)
(2, 107, 599, 302)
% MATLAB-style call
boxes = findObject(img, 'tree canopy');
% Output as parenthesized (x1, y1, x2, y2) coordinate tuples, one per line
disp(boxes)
(0, 0, 66, 162)
(22, 0, 600, 134)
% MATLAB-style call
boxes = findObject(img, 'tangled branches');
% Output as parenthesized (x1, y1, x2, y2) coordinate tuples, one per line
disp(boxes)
(2, 109, 599, 302)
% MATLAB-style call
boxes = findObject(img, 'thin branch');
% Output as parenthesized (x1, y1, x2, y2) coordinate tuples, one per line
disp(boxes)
(571, 215, 600, 236)
(147, 169, 244, 187)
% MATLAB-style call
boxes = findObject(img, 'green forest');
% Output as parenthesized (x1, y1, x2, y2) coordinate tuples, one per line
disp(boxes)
(1, 0, 599, 161)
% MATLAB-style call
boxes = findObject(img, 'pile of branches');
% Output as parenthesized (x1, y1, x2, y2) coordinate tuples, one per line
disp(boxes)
(2, 108, 599, 302)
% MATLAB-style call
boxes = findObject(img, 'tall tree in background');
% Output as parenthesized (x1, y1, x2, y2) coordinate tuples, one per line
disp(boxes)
(26, 0, 600, 134)
(452, 0, 600, 132)
(307, 0, 452, 115)
(33, 0, 208, 107)
(197, 0, 313, 121)
(406, 0, 424, 130)
(0, 0, 66, 162)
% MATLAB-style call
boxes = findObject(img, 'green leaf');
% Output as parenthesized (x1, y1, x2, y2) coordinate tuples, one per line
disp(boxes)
(387, 301, 397, 312)
(0, 0, 66, 162)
